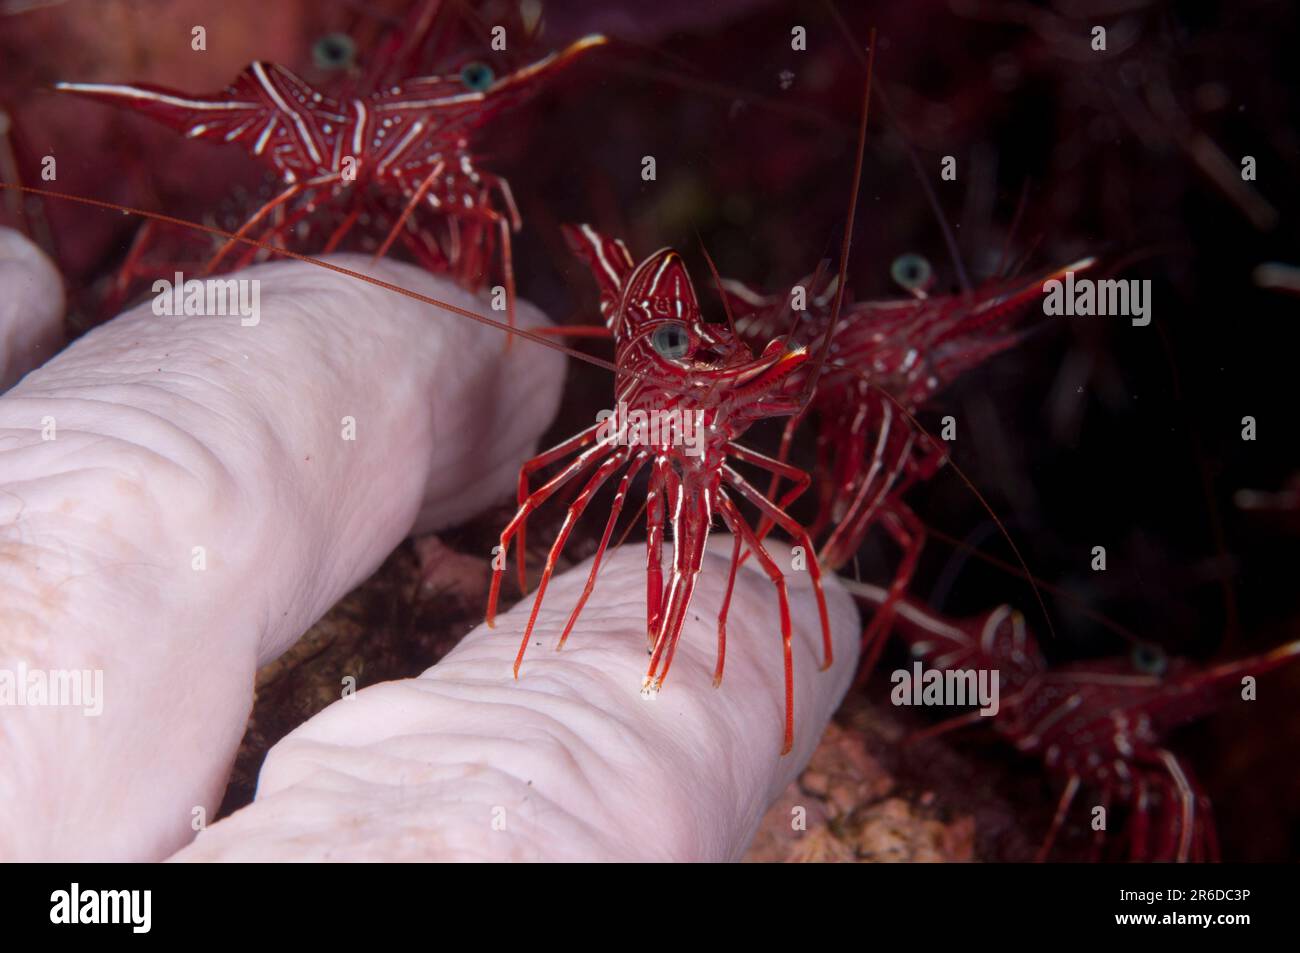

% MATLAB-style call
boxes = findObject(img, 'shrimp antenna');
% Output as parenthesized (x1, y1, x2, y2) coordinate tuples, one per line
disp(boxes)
(889, 389, 1056, 642)
(606, 46, 848, 137)
(695, 230, 738, 339)
(0, 182, 638, 376)
(779, 256, 831, 355)
(921, 523, 1144, 646)
(822, 0, 972, 294)
(799, 26, 874, 414)
(361, 0, 450, 90)
(994, 179, 1031, 279)
(822, 361, 1059, 644)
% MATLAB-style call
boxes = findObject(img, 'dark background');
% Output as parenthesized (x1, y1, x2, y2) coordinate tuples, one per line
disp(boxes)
(2, 0, 1297, 860)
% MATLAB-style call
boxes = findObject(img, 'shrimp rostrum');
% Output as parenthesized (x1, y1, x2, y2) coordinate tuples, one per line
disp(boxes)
(485, 224, 833, 754)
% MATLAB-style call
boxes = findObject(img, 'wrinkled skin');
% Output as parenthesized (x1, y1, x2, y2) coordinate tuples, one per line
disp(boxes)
(174, 538, 857, 862)
(0, 239, 857, 861)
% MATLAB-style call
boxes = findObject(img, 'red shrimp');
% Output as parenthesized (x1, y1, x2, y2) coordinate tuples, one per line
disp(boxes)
(848, 580, 1300, 861)
(0, 174, 840, 755)
(716, 256, 1092, 672)
(484, 224, 834, 754)
(474, 31, 881, 755)
(53, 0, 606, 327)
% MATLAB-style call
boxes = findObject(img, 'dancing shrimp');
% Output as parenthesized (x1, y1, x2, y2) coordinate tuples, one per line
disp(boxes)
(54, 0, 606, 327)
(0, 173, 838, 757)
(485, 224, 835, 754)
(848, 581, 1300, 861)
(475, 33, 880, 755)
(717, 255, 1092, 670)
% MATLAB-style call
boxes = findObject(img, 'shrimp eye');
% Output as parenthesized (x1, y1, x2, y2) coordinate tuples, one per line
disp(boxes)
(313, 33, 356, 71)
(460, 62, 495, 91)
(890, 253, 933, 291)
(1130, 641, 1168, 676)
(650, 323, 692, 359)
